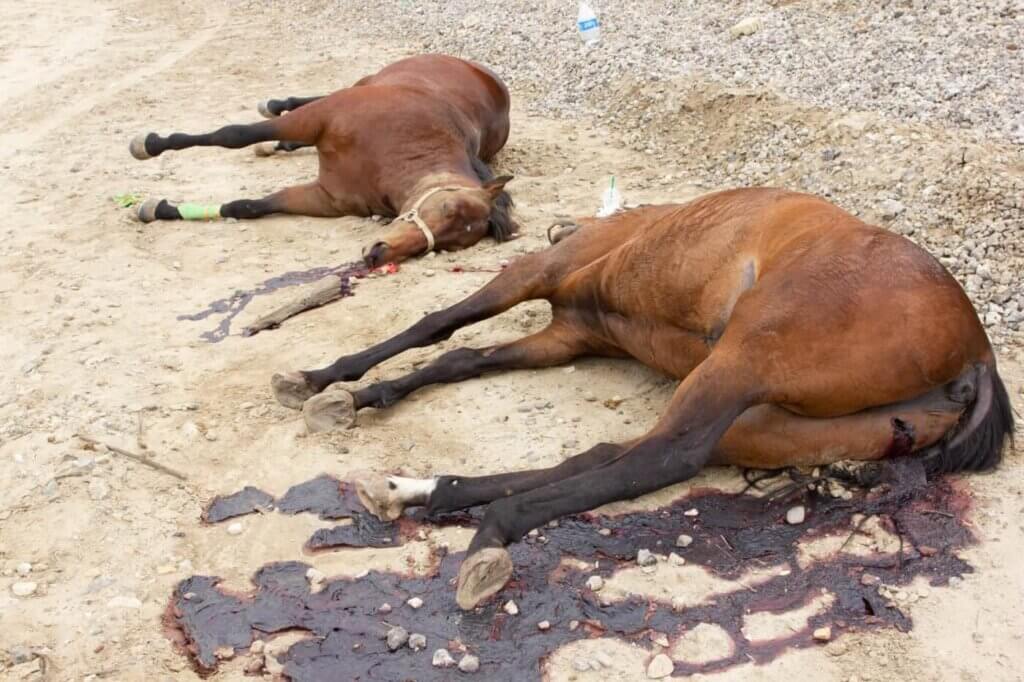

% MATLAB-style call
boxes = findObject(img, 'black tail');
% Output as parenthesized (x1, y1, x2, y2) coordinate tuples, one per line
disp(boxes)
(922, 362, 1015, 476)
(470, 156, 518, 242)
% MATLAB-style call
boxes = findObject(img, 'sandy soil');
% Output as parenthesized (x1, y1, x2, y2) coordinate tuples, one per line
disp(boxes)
(1, 0, 1022, 680)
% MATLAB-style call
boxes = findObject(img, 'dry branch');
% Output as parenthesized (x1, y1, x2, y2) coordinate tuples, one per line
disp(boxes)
(243, 275, 344, 336)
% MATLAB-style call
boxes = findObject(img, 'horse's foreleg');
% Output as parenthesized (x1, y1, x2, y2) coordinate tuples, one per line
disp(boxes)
(300, 320, 588, 433)
(452, 354, 757, 609)
(271, 251, 561, 408)
(136, 181, 337, 223)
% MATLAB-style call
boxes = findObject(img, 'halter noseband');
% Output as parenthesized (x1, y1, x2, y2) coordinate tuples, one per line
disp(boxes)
(393, 186, 466, 254)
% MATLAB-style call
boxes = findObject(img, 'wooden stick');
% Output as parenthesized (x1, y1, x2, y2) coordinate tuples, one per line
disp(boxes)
(243, 275, 343, 336)
(75, 433, 188, 481)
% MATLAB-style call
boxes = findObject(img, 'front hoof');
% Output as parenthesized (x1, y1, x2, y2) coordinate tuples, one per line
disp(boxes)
(253, 141, 278, 157)
(256, 100, 277, 118)
(271, 371, 316, 409)
(302, 384, 355, 433)
(354, 472, 403, 521)
(136, 198, 161, 223)
(129, 133, 155, 160)
(456, 548, 513, 610)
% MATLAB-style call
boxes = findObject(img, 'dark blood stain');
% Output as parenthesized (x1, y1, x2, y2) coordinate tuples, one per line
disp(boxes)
(177, 261, 370, 343)
(174, 461, 975, 680)
(202, 486, 275, 523)
(883, 418, 917, 458)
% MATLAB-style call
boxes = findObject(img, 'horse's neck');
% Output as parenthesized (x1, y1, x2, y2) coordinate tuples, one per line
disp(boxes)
(395, 171, 480, 213)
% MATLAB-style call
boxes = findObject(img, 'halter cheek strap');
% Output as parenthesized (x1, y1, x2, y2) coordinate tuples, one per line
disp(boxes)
(394, 186, 465, 254)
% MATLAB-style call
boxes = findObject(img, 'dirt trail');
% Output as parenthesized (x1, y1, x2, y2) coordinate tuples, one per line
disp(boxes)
(0, 1, 1021, 680)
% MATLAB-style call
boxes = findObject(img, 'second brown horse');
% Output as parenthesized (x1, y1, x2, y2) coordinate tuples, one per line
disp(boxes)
(273, 187, 1013, 610)
(129, 54, 516, 265)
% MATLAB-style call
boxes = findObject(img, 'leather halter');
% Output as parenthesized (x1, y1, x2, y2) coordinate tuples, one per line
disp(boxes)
(393, 186, 466, 254)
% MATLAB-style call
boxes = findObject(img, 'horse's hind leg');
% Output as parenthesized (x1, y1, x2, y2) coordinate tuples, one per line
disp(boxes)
(136, 181, 338, 223)
(256, 95, 324, 118)
(129, 101, 319, 160)
(301, 319, 591, 432)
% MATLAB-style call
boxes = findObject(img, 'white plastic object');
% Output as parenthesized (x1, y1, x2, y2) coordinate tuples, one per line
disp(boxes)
(577, 1, 601, 45)
(597, 176, 622, 217)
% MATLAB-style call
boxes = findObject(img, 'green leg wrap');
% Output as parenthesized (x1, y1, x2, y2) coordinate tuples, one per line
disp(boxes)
(178, 203, 223, 221)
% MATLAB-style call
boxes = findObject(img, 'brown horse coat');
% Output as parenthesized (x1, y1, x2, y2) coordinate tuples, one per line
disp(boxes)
(129, 54, 516, 264)
(274, 188, 1013, 609)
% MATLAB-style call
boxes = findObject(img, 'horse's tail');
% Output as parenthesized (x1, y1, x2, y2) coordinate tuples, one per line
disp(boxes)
(923, 361, 1014, 476)
(470, 156, 518, 242)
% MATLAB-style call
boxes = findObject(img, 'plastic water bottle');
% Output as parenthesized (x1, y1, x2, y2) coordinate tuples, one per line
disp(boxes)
(577, 1, 600, 45)
(597, 176, 622, 217)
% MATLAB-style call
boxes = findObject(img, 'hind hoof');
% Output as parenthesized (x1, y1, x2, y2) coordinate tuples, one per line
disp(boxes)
(271, 371, 316, 409)
(129, 133, 154, 160)
(253, 141, 278, 157)
(302, 384, 355, 433)
(136, 198, 161, 223)
(354, 472, 404, 521)
(547, 220, 580, 245)
(256, 100, 277, 118)
(456, 548, 513, 610)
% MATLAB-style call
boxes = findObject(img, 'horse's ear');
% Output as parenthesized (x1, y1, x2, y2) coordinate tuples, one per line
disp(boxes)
(481, 175, 513, 201)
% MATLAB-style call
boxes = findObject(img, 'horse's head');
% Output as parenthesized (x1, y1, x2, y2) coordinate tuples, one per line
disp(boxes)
(362, 176, 514, 267)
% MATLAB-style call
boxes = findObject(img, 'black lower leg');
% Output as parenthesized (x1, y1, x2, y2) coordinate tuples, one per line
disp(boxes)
(303, 294, 515, 390)
(143, 120, 278, 157)
(426, 442, 627, 515)
(266, 96, 323, 116)
(276, 141, 311, 152)
(219, 197, 279, 220)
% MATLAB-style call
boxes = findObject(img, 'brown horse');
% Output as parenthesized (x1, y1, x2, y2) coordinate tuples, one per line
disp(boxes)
(128, 54, 516, 266)
(270, 188, 1013, 609)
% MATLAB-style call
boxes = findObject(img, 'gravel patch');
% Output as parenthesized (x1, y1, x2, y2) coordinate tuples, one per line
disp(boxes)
(249, 0, 1023, 346)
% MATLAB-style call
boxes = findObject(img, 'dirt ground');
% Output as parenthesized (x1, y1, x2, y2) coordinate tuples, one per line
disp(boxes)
(1, 0, 1022, 680)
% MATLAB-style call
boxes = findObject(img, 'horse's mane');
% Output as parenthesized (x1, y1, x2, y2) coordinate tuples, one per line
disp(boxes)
(470, 156, 517, 242)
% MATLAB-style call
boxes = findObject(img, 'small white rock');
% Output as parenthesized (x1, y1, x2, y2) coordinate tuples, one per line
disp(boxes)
(683, 508, 699, 517)
(305, 568, 326, 584)
(813, 626, 832, 642)
(11, 581, 37, 597)
(407, 596, 424, 609)
(408, 633, 427, 651)
(668, 552, 686, 566)
(537, 620, 551, 631)
(786, 506, 806, 525)
(675, 534, 693, 548)
(646, 653, 675, 678)
(227, 522, 244, 535)
(432, 648, 456, 667)
(637, 549, 657, 566)
(598, 528, 612, 537)
(729, 16, 762, 39)
(458, 654, 480, 673)
(503, 600, 519, 616)
(16, 562, 32, 576)
(386, 626, 408, 651)
(378, 603, 393, 614)
(586, 575, 604, 592)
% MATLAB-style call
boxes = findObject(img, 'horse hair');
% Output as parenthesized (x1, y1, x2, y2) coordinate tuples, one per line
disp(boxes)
(470, 156, 517, 242)
(923, 362, 1014, 476)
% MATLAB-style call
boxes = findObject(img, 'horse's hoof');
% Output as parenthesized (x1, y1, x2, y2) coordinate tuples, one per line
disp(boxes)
(271, 371, 316, 410)
(129, 133, 153, 160)
(547, 220, 580, 245)
(256, 100, 277, 118)
(354, 472, 404, 521)
(136, 198, 161, 223)
(456, 548, 513, 610)
(302, 384, 355, 433)
(253, 141, 278, 157)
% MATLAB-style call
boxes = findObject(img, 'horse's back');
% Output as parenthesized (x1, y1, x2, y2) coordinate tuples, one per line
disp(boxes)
(354, 54, 510, 158)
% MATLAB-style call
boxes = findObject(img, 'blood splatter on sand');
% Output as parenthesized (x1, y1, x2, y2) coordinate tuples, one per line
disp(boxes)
(170, 461, 975, 680)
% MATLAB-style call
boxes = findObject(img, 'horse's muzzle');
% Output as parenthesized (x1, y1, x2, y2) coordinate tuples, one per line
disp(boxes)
(362, 241, 390, 268)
